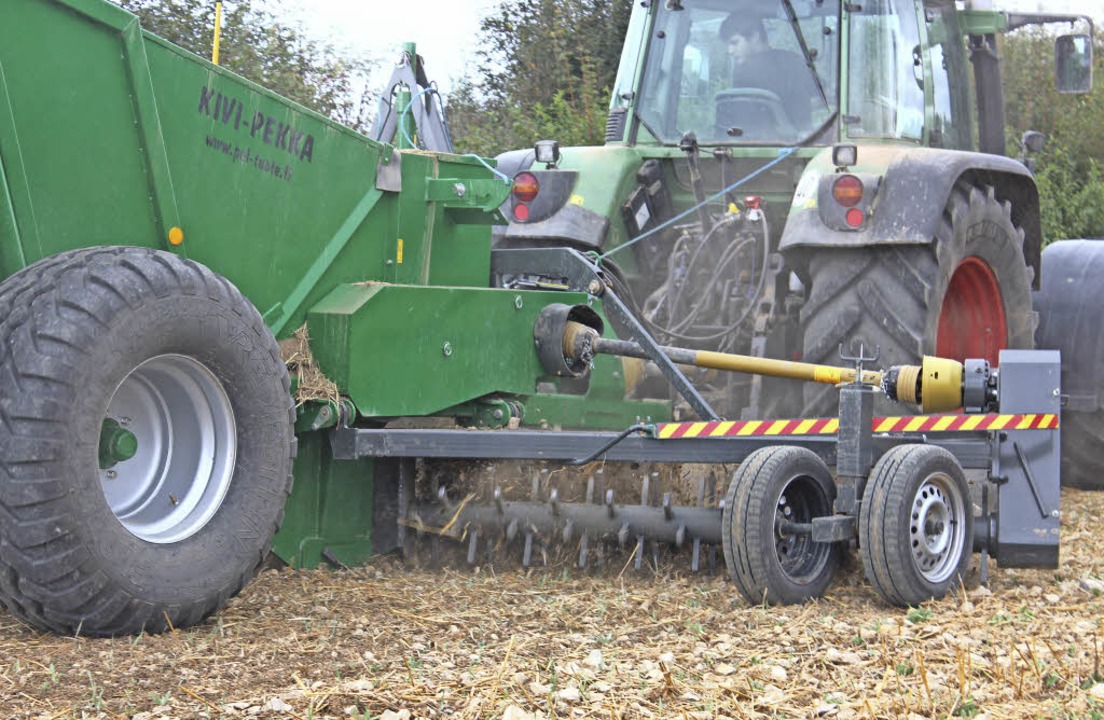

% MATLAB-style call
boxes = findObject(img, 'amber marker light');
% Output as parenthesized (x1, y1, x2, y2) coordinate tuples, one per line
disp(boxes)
(168, 227, 185, 246)
(513, 171, 540, 203)
(832, 175, 864, 208)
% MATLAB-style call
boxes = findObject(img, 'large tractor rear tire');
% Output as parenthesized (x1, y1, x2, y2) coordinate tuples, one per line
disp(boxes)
(1034, 239, 1104, 490)
(0, 247, 295, 636)
(799, 182, 1035, 416)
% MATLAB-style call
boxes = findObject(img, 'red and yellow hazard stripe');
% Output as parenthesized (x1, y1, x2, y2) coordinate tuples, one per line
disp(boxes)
(654, 413, 1058, 440)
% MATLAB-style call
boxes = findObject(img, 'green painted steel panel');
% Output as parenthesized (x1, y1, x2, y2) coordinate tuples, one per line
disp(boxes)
(0, 0, 160, 263)
(0, 0, 509, 338)
(272, 432, 376, 568)
(308, 284, 604, 417)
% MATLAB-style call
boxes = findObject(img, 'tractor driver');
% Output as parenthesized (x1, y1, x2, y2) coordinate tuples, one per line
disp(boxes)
(719, 12, 816, 134)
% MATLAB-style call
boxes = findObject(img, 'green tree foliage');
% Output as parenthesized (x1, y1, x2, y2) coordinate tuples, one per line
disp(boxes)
(446, 0, 631, 156)
(113, 0, 377, 132)
(1033, 147, 1104, 242)
(1001, 26, 1104, 241)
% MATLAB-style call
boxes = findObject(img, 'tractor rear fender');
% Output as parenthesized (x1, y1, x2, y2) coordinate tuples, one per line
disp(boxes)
(492, 146, 646, 251)
(780, 146, 1042, 289)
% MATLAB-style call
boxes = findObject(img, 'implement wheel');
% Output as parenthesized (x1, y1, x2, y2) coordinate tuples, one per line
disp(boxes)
(800, 182, 1034, 416)
(0, 248, 295, 635)
(722, 446, 839, 605)
(859, 445, 972, 606)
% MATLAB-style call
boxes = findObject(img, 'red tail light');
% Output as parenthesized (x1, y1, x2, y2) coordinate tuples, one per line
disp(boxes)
(513, 172, 540, 203)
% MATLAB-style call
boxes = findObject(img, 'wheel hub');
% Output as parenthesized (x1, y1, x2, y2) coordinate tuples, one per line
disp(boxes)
(99, 419, 139, 468)
(100, 354, 237, 544)
(909, 475, 965, 582)
(773, 481, 831, 582)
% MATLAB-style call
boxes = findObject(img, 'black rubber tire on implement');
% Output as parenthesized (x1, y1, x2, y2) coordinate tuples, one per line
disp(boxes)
(859, 445, 973, 606)
(722, 446, 840, 605)
(799, 182, 1035, 416)
(1033, 239, 1104, 490)
(0, 247, 295, 636)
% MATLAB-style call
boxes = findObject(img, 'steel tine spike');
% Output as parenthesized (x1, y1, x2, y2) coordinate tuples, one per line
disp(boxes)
(550, 488, 560, 516)
(618, 523, 630, 548)
(663, 492, 673, 521)
(696, 476, 706, 506)
(675, 524, 686, 548)
(523, 532, 533, 568)
(586, 475, 595, 504)
(437, 485, 452, 509)
(578, 533, 589, 569)
(635, 536, 644, 570)
(692, 537, 701, 573)
(506, 518, 519, 542)
(605, 489, 616, 518)
(494, 487, 504, 515)
(531, 473, 540, 501)
(641, 474, 651, 506)
(562, 518, 574, 543)
(467, 530, 478, 565)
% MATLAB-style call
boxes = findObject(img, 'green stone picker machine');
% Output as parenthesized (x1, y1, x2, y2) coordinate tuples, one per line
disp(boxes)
(0, 0, 1097, 635)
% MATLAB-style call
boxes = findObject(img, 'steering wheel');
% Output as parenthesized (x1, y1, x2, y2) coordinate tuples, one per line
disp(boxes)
(714, 88, 797, 140)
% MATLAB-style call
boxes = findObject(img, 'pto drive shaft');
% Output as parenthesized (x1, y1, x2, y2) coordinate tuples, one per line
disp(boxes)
(560, 321, 969, 413)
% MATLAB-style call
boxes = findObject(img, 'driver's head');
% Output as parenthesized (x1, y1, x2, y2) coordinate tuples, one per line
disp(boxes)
(720, 13, 769, 64)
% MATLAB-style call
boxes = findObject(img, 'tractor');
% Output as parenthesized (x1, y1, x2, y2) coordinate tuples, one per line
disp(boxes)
(492, 0, 1103, 487)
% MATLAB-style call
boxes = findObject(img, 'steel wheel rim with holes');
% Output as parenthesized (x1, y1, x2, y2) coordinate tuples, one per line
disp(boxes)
(100, 354, 237, 544)
(774, 476, 832, 585)
(909, 471, 966, 584)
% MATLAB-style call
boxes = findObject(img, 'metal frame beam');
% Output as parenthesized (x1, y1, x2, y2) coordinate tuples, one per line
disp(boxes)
(330, 425, 993, 469)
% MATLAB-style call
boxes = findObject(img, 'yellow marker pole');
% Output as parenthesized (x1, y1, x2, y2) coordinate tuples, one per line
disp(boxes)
(212, 2, 223, 65)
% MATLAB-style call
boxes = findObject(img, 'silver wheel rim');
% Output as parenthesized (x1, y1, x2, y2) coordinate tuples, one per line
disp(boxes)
(909, 472, 966, 583)
(100, 354, 237, 544)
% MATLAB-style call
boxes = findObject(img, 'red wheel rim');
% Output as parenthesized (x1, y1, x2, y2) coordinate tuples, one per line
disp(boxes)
(936, 257, 1007, 365)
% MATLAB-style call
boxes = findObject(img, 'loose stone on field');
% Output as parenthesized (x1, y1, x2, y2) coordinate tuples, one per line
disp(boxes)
(379, 711, 412, 720)
(583, 648, 604, 668)
(503, 706, 537, 720)
(263, 699, 294, 713)
(825, 648, 863, 665)
(556, 687, 583, 703)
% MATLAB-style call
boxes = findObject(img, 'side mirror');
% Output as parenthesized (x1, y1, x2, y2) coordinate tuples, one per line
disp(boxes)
(1055, 34, 1093, 94)
(1021, 130, 1046, 154)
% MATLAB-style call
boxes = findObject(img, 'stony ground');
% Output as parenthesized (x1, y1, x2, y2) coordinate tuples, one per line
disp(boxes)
(1, 489, 1102, 720)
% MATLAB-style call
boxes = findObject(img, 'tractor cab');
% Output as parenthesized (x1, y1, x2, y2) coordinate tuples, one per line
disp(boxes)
(607, 0, 1092, 153)
(627, 1, 840, 146)
(609, 0, 976, 150)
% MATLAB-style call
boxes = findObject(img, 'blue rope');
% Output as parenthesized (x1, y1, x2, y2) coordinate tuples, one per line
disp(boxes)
(397, 84, 432, 149)
(397, 85, 510, 184)
(598, 146, 798, 263)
